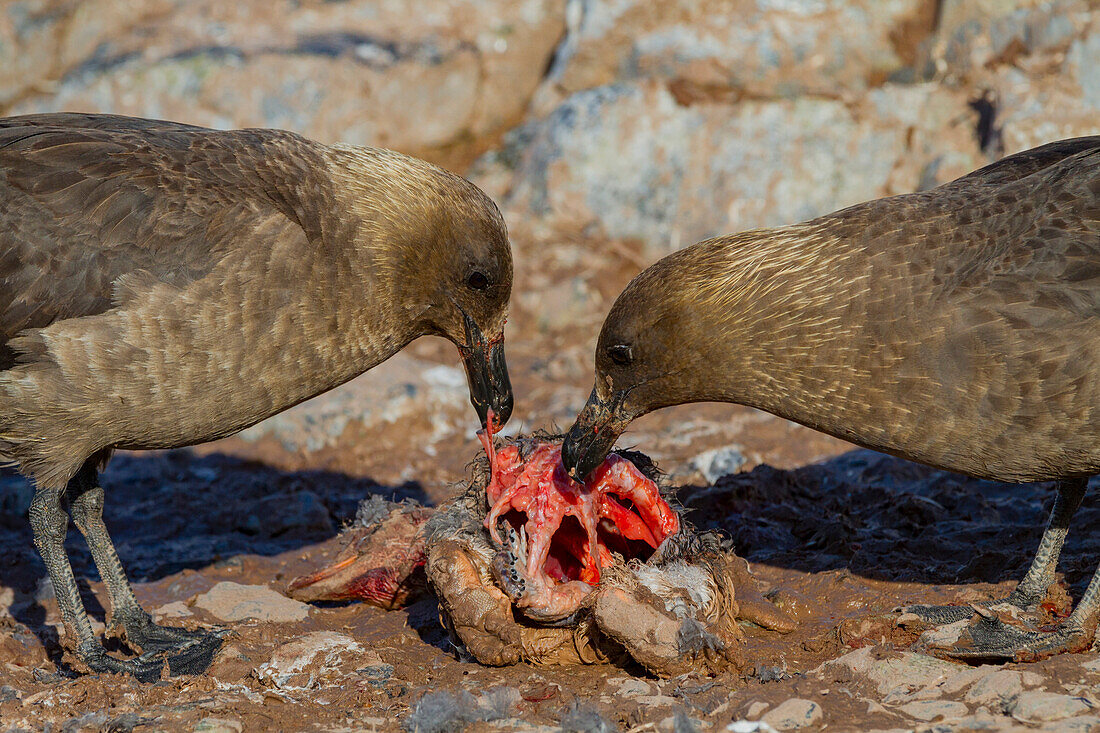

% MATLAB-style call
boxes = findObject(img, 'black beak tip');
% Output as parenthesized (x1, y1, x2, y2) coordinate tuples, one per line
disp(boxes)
(561, 430, 601, 483)
(561, 436, 580, 477)
(494, 391, 514, 429)
(461, 337, 513, 431)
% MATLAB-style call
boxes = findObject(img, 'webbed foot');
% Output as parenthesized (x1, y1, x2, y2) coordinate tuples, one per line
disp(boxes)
(164, 632, 227, 676)
(108, 610, 228, 675)
(80, 643, 166, 683)
(117, 610, 228, 655)
(913, 605, 1094, 663)
(896, 583, 1071, 631)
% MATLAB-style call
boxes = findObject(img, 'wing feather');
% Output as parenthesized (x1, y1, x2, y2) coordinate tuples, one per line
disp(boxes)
(0, 115, 326, 354)
(950, 136, 1100, 188)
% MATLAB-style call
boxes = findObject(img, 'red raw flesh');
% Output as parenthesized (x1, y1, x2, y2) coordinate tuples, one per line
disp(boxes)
(479, 420, 679, 596)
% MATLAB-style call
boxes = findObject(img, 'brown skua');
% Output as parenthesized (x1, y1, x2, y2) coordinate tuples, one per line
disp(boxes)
(563, 137, 1100, 662)
(0, 113, 514, 679)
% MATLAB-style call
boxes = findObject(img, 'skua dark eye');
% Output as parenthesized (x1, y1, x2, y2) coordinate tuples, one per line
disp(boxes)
(607, 344, 633, 366)
(467, 271, 490, 291)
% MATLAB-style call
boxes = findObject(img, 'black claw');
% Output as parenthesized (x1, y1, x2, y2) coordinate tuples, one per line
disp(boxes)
(117, 609, 228, 655)
(81, 646, 166, 683)
(166, 634, 225, 677)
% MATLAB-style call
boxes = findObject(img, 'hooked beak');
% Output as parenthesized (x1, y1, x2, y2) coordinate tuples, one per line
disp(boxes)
(458, 315, 513, 430)
(562, 387, 634, 482)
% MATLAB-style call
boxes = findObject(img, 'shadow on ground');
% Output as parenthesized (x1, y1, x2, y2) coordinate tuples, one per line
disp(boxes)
(5, 446, 1097, 662)
(0, 449, 429, 655)
(5, 447, 1093, 604)
(680, 449, 1099, 596)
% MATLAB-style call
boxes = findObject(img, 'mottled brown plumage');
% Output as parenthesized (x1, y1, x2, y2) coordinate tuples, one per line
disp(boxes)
(563, 137, 1100, 661)
(0, 113, 514, 678)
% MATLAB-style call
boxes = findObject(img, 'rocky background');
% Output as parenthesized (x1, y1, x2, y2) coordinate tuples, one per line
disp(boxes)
(2, 1, 1100, 731)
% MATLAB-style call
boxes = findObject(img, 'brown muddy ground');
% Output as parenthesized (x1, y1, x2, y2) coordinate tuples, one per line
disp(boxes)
(3, 241, 1100, 732)
(4, 438, 1100, 731)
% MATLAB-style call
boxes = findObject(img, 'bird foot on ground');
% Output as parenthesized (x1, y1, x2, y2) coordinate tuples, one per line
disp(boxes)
(896, 582, 1072, 630)
(912, 605, 1094, 663)
(80, 628, 227, 681)
(115, 612, 231, 654)
(80, 644, 167, 683)
(164, 631, 227, 676)
(897, 600, 1030, 628)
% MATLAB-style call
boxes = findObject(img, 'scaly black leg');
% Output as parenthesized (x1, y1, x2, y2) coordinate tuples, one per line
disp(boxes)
(65, 461, 225, 674)
(30, 478, 164, 682)
(917, 554, 1100, 663)
(900, 477, 1087, 626)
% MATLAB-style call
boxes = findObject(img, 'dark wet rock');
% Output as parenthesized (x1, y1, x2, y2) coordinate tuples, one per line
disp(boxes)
(0, 474, 32, 518)
(248, 491, 334, 539)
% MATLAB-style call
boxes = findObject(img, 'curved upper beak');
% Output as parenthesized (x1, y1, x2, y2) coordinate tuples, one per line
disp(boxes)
(561, 387, 634, 482)
(458, 317, 513, 430)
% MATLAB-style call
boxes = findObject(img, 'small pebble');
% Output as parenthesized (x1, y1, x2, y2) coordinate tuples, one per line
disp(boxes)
(897, 699, 968, 722)
(963, 669, 1024, 705)
(1011, 691, 1090, 722)
(761, 698, 822, 730)
(746, 701, 769, 719)
(615, 678, 652, 698)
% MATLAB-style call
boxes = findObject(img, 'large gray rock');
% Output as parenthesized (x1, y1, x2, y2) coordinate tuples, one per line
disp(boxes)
(820, 646, 964, 697)
(963, 669, 1028, 706)
(540, 0, 936, 104)
(1010, 691, 1090, 723)
(897, 700, 968, 722)
(926, 0, 1100, 152)
(930, 0, 1091, 80)
(477, 79, 982, 254)
(2, 0, 565, 152)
